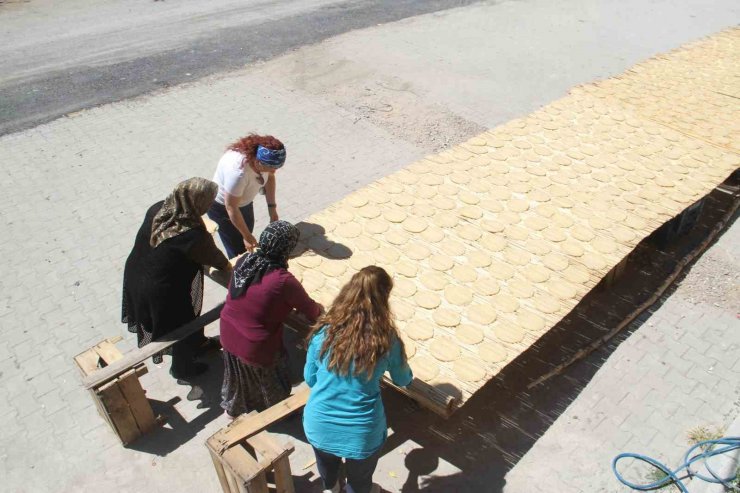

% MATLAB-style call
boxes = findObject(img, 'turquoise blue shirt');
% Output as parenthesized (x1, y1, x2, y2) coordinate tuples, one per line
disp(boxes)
(303, 327, 413, 459)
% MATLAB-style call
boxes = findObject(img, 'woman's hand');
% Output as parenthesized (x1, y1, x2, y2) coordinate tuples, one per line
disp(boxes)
(243, 233, 258, 252)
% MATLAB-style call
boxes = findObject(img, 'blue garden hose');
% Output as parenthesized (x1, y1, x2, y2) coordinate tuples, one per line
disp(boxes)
(612, 437, 740, 492)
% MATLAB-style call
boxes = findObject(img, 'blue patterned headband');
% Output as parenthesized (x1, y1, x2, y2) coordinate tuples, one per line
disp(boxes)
(256, 145, 287, 169)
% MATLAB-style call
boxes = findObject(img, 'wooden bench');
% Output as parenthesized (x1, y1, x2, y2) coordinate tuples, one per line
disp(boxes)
(206, 385, 310, 493)
(73, 336, 161, 445)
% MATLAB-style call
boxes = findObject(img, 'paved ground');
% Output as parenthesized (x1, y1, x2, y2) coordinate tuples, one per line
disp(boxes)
(0, 1, 738, 492)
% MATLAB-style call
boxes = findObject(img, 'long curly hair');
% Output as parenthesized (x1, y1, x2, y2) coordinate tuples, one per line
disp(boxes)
(307, 266, 405, 378)
(228, 134, 284, 169)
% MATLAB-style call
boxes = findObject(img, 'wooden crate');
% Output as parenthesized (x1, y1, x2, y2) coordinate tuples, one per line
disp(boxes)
(206, 387, 309, 493)
(207, 430, 296, 493)
(73, 336, 160, 445)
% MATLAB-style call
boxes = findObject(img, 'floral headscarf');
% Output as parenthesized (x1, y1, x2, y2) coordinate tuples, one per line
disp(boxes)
(150, 177, 218, 248)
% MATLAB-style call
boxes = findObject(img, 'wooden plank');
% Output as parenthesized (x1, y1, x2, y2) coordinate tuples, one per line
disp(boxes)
(82, 303, 224, 389)
(97, 380, 140, 445)
(222, 445, 263, 484)
(73, 349, 101, 376)
(94, 339, 124, 365)
(208, 447, 234, 493)
(246, 431, 294, 464)
(117, 370, 157, 434)
(209, 385, 310, 456)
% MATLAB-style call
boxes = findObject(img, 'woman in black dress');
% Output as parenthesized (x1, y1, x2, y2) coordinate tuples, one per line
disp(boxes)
(122, 177, 231, 379)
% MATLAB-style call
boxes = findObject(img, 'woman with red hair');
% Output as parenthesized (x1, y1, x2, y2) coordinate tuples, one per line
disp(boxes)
(207, 134, 286, 258)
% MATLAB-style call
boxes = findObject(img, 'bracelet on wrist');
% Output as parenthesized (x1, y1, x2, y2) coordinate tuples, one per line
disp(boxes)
(267, 203, 277, 208)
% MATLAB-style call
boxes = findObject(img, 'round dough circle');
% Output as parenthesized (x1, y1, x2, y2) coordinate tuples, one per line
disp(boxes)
(430, 337, 460, 362)
(492, 293, 519, 313)
(420, 272, 449, 291)
(430, 254, 455, 271)
(467, 303, 497, 325)
(336, 222, 362, 239)
(394, 278, 417, 298)
(444, 285, 474, 306)
(507, 278, 535, 298)
(320, 260, 347, 277)
(543, 253, 569, 271)
(493, 322, 525, 344)
(546, 279, 579, 300)
(454, 357, 487, 383)
(533, 293, 561, 314)
(386, 229, 410, 246)
(405, 319, 435, 341)
(581, 252, 608, 270)
(452, 265, 478, 283)
(365, 218, 389, 234)
(403, 217, 428, 233)
(562, 265, 590, 284)
(489, 260, 515, 280)
(415, 291, 442, 310)
(455, 323, 484, 344)
(394, 260, 418, 278)
(517, 310, 546, 333)
(474, 278, 500, 296)
(433, 308, 461, 327)
(410, 355, 439, 381)
(522, 264, 550, 283)
(478, 342, 507, 363)
(441, 239, 467, 257)
(469, 251, 492, 268)
(384, 209, 407, 223)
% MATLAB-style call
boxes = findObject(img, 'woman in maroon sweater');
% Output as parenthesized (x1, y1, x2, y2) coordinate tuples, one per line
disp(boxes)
(220, 220, 321, 417)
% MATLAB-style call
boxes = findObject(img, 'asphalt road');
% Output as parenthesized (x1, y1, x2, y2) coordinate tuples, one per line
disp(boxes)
(0, 0, 481, 136)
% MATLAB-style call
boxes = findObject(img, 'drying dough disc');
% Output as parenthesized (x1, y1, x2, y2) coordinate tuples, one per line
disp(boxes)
(517, 310, 546, 333)
(405, 319, 436, 341)
(401, 336, 417, 359)
(491, 287, 521, 312)
(468, 251, 492, 268)
(457, 224, 482, 241)
(347, 194, 369, 208)
(384, 209, 407, 223)
(503, 247, 531, 266)
(403, 217, 428, 233)
(562, 264, 590, 284)
(441, 239, 467, 257)
(481, 219, 505, 234)
(478, 342, 507, 363)
(543, 253, 569, 271)
(522, 264, 551, 283)
(348, 252, 375, 271)
(386, 229, 410, 246)
(394, 260, 418, 278)
(420, 226, 445, 243)
(411, 204, 437, 217)
(296, 255, 322, 269)
(454, 357, 487, 383)
(480, 199, 504, 213)
(433, 212, 458, 229)
(507, 278, 535, 298)
(365, 218, 389, 235)
(320, 260, 347, 278)
(571, 225, 595, 242)
(450, 265, 476, 284)
(430, 337, 460, 362)
(430, 254, 455, 272)
(489, 260, 515, 280)
(529, 189, 551, 203)
(460, 191, 481, 205)
(394, 278, 417, 298)
(455, 323, 485, 345)
(543, 227, 567, 243)
(420, 272, 449, 291)
(493, 322, 525, 344)
(374, 246, 400, 264)
(301, 270, 325, 292)
(507, 198, 530, 212)
(612, 225, 637, 244)
(522, 238, 551, 256)
(355, 236, 380, 252)
(535, 204, 557, 218)
(592, 236, 618, 255)
(581, 252, 608, 270)
(433, 308, 461, 327)
(393, 302, 414, 321)
(498, 211, 521, 225)
(551, 212, 575, 229)
(466, 303, 497, 325)
(332, 208, 355, 223)
(504, 225, 529, 241)
(437, 197, 457, 211)
(474, 278, 500, 296)
(415, 291, 442, 310)
(546, 278, 579, 300)
(480, 234, 507, 252)
(460, 205, 483, 220)
(336, 222, 363, 238)
(533, 293, 561, 314)
(410, 355, 439, 381)
(444, 285, 474, 306)
(588, 216, 612, 231)
(524, 216, 549, 231)
(624, 216, 648, 231)
(406, 243, 432, 261)
(560, 239, 585, 257)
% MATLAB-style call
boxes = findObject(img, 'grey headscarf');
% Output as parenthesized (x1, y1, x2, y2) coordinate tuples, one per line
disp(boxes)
(150, 177, 218, 247)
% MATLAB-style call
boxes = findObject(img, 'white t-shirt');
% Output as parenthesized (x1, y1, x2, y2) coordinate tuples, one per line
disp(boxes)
(212, 150, 269, 207)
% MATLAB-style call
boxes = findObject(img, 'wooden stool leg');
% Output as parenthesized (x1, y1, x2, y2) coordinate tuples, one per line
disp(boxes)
(273, 456, 296, 493)
(244, 472, 269, 493)
(208, 448, 233, 493)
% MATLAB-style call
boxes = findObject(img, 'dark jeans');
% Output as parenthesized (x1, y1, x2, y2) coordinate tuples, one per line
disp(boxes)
(313, 446, 381, 493)
(207, 201, 255, 259)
